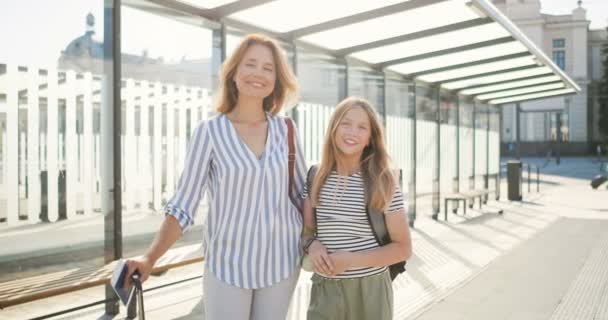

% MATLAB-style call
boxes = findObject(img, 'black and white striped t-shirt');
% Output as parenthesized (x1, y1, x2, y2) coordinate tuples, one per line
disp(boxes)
(303, 171, 405, 279)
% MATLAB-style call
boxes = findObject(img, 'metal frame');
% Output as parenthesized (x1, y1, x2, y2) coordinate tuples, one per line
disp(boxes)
(286, 0, 446, 38)
(128, 0, 579, 104)
(409, 52, 532, 78)
(471, 80, 563, 97)
(335, 17, 494, 56)
(478, 85, 567, 102)
(377, 37, 515, 69)
(103, 0, 122, 315)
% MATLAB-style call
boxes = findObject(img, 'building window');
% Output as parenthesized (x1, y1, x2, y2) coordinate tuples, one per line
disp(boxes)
(552, 38, 565, 70)
(552, 39, 565, 48)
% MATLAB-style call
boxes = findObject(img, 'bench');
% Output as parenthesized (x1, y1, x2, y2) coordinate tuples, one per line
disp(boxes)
(0, 243, 204, 310)
(443, 189, 492, 220)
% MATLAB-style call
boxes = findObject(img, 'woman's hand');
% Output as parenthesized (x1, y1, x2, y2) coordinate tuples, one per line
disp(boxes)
(124, 255, 155, 288)
(328, 251, 354, 276)
(308, 240, 334, 276)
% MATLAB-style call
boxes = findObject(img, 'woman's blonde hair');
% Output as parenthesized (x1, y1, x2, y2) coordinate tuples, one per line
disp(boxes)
(215, 33, 298, 114)
(310, 97, 396, 211)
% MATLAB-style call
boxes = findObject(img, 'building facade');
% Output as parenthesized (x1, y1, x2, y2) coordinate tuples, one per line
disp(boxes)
(494, 0, 606, 155)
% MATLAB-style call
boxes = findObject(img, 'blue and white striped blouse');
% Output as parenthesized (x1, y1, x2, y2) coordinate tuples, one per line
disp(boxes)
(165, 113, 307, 289)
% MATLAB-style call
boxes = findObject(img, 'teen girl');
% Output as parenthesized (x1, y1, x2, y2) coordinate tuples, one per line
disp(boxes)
(301, 97, 413, 320)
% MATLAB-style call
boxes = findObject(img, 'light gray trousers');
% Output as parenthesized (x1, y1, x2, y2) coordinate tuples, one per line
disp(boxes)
(203, 267, 300, 320)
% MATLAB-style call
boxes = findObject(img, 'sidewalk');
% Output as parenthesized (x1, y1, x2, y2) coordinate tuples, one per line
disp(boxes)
(2, 157, 606, 320)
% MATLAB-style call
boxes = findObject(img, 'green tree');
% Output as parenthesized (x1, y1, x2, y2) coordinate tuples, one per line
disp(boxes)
(599, 27, 608, 144)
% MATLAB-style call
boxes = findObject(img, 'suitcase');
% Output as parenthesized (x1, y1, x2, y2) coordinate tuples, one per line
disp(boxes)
(591, 175, 607, 189)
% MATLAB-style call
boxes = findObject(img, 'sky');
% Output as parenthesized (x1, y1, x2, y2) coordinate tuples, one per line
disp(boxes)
(540, 0, 608, 30)
(0, 0, 606, 67)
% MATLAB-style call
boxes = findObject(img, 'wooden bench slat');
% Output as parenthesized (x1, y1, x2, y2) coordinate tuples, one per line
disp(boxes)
(0, 244, 204, 309)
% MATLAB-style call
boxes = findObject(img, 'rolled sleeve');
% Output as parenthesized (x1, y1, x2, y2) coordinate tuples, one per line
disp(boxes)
(164, 121, 213, 233)
(385, 185, 405, 214)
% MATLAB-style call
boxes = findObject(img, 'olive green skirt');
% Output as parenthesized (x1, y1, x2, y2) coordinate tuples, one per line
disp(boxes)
(307, 271, 393, 320)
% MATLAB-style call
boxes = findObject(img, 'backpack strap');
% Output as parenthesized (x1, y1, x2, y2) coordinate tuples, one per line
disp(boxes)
(306, 165, 319, 226)
(286, 118, 295, 194)
(285, 118, 300, 213)
(361, 173, 391, 246)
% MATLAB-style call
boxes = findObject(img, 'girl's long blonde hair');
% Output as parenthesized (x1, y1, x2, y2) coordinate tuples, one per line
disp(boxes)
(215, 33, 298, 115)
(310, 97, 396, 211)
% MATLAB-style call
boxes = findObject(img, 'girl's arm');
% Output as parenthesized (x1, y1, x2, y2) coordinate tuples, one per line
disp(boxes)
(330, 209, 412, 274)
(302, 197, 335, 275)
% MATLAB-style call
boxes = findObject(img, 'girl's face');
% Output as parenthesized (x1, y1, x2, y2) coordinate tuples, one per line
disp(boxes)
(233, 44, 276, 100)
(334, 106, 372, 159)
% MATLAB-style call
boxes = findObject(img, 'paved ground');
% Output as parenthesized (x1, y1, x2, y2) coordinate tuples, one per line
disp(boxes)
(1, 157, 607, 320)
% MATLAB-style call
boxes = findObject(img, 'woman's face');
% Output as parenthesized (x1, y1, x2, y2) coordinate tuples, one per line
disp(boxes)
(233, 44, 276, 100)
(334, 106, 372, 159)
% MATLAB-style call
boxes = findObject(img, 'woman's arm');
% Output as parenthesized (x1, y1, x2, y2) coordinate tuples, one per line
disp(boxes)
(125, 215, 183, 286)
(125, 121, 213, 286)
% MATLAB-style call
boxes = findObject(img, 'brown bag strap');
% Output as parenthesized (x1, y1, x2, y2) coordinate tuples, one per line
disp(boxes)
(285, 118, 297, 209)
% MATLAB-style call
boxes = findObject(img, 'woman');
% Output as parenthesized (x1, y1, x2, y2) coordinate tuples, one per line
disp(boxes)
(125, 33, 306, 320)
(301, 97, 413, 320)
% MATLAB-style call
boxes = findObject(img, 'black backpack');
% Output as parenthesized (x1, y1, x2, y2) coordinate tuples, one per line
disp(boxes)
(306, 165, 406, 281)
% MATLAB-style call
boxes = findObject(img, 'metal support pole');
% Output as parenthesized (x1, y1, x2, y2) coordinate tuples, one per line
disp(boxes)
(432, 87, 440, 220)
(471, 102, 476, 191)
(556, 111, 562, 165)
(343, 58, 350, 99)
(536, 167, 540, 192)
(497, 106, 503, 200)
(211, 23, 227, 93)
(103, 0, 121, 315)
(516, 103, 521, 159)
(290, 42, 299, 122)
(454, 96, 460, 194)
(408, 84, 417, 228)
(527, 164, 532, 193)
(485, 105, 490, 203)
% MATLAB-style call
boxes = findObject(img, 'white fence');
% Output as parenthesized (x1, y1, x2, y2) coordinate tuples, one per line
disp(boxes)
(0, 64, 210, 225)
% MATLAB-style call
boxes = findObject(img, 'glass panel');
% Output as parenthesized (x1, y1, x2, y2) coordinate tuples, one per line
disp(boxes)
(415, 84, 437, 211)
(347, 64, 384, 116)
(388, 41, 527, 75)
(301, 0, 478, 50)
(418, 56, 537, 83)
(385, 78, 413, 193)
(459, 97, 474, 191)
(477, 83, 565, 101)
(0, 0, 109, 315)
(230, 0, 405, 33)
(474, 104, 488, 189)
(442, 66, 553, 90)
(459, 75, 561, 95)
(439, 91, 458, 194)
(297, 48, 345, 106)
(352, 23, 510, 64)
(121, 4, 214, 266)
(488, 88, 575, 105)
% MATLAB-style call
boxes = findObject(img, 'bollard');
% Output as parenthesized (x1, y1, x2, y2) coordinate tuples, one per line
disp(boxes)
(528, 164, 532, 193)
(536, 167, 540, 192)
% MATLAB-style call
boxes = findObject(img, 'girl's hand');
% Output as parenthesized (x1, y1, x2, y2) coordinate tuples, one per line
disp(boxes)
(124, 256, 155, 288)
(308, 240, 334, 276)
(328, 251, 354, 276)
